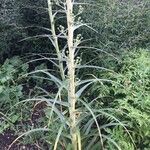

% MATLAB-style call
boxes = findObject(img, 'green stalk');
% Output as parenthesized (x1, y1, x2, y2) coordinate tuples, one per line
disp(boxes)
(66, 0, 78, 149)
(47, 0, 65, 80)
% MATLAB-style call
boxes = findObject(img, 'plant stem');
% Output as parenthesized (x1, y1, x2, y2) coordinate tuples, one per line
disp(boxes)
(66, 0, 77, 149)
(47, 0, 65, 80)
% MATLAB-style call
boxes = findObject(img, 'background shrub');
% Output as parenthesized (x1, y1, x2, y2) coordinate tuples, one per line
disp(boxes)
(82, 0, 149, 54)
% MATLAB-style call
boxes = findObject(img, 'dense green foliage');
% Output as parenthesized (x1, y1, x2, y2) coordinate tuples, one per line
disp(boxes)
(0, 57, 28, 132)
(0, 0, 149, 149)
(106, 49, 150, 149)
(83, 0, 150, 51)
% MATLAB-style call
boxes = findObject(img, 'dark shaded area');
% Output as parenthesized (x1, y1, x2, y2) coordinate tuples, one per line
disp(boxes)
(0, 130, 38, 150)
